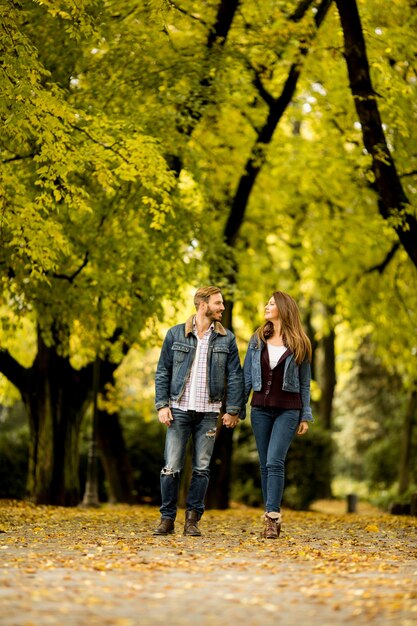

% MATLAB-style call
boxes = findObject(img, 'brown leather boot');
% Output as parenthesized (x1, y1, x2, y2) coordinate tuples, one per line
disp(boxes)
(262, 512, 282, 539)
(153, 517, 175, 535)
(184, 510, 202, 536)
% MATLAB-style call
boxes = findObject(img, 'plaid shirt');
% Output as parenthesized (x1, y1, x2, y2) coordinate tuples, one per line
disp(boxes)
(171, 318, 222, 413)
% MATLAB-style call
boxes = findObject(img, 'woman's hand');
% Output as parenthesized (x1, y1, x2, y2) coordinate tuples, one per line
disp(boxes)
(222, 413, 240, 428)
(297, 421, 309, 435)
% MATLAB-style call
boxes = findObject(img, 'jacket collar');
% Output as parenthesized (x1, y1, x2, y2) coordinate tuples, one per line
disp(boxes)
(185, 315, 227, 337)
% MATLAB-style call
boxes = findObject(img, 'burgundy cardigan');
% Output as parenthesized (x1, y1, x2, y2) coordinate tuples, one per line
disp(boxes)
(251, 346, 302, 409)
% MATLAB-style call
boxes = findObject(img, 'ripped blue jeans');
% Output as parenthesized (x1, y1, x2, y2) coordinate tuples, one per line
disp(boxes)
(160, 409, 218, 520)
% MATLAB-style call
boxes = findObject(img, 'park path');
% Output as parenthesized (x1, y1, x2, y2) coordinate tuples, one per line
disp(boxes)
(0, 500, 416, 626)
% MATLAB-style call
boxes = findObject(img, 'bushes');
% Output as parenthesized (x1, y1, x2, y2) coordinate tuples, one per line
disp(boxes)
(125, 416, 165, 504)
(231, 419, 262, 506)
(231, 419, 332, 510)
(285, 426, 333, 510)
(0, 428, 29, 499)
(0, 402, 29, 499)
(1, 399, 332, 510)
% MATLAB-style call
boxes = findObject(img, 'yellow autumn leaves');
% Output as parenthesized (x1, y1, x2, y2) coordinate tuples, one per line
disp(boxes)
(0, 500, 416, 626)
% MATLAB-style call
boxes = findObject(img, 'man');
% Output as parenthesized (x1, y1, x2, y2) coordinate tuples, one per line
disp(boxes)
(154, 286, 244, 536)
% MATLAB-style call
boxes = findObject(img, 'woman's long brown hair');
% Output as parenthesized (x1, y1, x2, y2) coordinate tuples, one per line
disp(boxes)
(255, 291, 312, 364)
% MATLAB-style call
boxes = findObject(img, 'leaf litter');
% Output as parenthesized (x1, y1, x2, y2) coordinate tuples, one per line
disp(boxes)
(0, 500, 416, 626)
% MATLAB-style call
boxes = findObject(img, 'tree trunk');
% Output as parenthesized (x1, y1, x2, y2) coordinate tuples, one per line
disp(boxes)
(0, 324, 135, 506)
(319, 317, 336, 431)
(303, 309, 318, 382)
(335, 0, 417, 268)
(96, 408, 136, 504)
(398, 389, 417, 495)
(206, 420, 234, 510)
(317, 316, 336, 499)
(22, 332, 92, 506)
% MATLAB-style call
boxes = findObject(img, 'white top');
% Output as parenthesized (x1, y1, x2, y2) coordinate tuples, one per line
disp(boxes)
(171, 318, 221, 413)
(267, 344, 287, 369)
(188, 334, 202, 410)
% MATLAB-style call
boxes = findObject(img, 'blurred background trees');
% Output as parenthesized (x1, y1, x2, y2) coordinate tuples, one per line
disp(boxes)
(1, 0, 416, 511)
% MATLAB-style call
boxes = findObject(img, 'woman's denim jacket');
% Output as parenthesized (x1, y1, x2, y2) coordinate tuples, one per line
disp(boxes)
(155, 316, 244, 415)
(243, 335, 313, 422)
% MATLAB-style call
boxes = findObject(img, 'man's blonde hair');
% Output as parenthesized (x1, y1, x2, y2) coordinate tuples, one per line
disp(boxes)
(194, 286, 222, 309)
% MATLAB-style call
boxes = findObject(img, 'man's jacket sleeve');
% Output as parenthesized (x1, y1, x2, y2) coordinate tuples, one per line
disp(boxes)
(155, 329, 173, 411)
(225, 334, 245, 417)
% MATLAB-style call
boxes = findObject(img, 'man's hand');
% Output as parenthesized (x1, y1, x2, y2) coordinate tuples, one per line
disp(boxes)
(158, 407, 173, 427)
(222, 413, 240, 429)
(297, 421, 309, 435)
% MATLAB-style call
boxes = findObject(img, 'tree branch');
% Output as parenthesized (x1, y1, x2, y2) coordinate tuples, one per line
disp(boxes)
(175, 0, 240, 141)
(289, 0, 317, 22)
(207, 0, 240, 48)
(365, 242, 400, 274)
(71, 124, 130, 164)
(168, 2, 209, 27)
(335, 0, 417, 269)
(2, 152, 37, 164)
(0, 349, 30, 394)
(52, 252, 89, 283)
(223, 0, 332, 247)
(251, 67, 276, 108)
(400, 169, 417, 179)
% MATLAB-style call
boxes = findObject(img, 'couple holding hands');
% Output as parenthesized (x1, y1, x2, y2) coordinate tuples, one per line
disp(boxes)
(154, 286, 313, 539)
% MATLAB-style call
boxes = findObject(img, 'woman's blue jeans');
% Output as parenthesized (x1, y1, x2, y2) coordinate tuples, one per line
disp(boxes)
(250, 407, 300, 513)
(160, 408, 218, 520)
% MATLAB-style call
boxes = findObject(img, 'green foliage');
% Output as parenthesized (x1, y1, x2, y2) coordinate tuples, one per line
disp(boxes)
(0, 402, 29, 499)
(363, 439, 401, 488)
(1, 0, 200, 365)
(1, 0, 417, 505)
(371, 483, 417, 512)
(231, 418, 333, 511)
(285, 426, 333, 510)
(333, 336, 416, 494)
(2, 0, 416, 362)
(231, 419, 263, 507)
(123, 414, 165, 504)
(78, 403, 165, 504)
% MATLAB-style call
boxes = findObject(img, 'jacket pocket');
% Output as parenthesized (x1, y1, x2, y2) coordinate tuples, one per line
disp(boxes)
(172, 342, 190, 363)
(284, 361, 300, 391)
(212, 345, 229, 368)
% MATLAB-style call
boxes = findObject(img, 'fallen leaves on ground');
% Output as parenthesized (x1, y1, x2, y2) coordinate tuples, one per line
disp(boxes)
(0, 500, 416, 626)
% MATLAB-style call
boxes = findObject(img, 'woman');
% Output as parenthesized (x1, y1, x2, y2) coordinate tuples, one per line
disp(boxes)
(243, 291, 313, 539)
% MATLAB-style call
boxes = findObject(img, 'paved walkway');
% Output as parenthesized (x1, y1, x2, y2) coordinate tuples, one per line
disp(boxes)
(0, 501, 416, 626)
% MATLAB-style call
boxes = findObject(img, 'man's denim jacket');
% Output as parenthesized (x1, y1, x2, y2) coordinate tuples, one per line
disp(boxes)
(243, 335, 313, 422)
(155, 316, 244, 415)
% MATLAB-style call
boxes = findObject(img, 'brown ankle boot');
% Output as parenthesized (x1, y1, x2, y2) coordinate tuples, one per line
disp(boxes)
(153, 517, 175, 535)
(262, 512, 281, 539)
(184, 510, 202, 536)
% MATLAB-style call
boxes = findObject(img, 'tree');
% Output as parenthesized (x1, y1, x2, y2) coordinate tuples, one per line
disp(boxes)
(398, 388, 417, 495)
(335, 0, 417, 269)
(2, 0, 416, 507)
(0, 0, 197, 504)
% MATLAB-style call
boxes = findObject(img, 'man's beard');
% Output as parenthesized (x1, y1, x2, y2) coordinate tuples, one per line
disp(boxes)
(205, 306, 221, 321)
